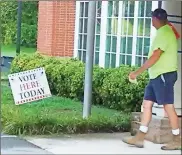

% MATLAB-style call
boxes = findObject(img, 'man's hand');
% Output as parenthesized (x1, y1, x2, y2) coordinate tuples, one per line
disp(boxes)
(128, 48, 163, 80)
(129, 71, 138, 80)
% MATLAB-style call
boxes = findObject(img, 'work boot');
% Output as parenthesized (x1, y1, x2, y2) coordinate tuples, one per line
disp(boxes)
(161, 135, 182, 150)
(122, 131, 146, 148)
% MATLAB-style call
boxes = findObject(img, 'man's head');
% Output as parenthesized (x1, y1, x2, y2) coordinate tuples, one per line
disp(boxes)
(152, 8, 168, 29)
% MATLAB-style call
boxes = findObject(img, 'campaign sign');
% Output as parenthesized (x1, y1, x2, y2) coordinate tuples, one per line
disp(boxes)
(8, 68, 52, 105)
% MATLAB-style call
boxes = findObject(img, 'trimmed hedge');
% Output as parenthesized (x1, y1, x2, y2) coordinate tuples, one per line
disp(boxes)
(10, 53, 149, 112)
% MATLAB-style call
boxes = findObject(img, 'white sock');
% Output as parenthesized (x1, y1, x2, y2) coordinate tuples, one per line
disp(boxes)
(139, 125, 148, 133)
(172, 129, 180, 135)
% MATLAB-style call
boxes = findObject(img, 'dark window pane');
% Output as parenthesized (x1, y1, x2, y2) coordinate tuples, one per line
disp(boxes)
(79, 19, 83, 33)
(137, 18, 144, 36)
(83, 35, 87, 50)
(135, 56, 142, 66)
(113, 1, 119, 17)
(145, 18, 151, 36)
(96, 18, 101, 34)
(128, 18, 134, 35)
(95, 52, 99, 65)
(112, 36, 117, 53)
(95, 47, 99, 52)
(111, 54, 116, 68)
(84, 18, 88, 33)
(78, 35, 82, 49)
(84, 2, 89, 17)
(129, 1, 135, 17)
(108, 1, 113, 17)
(83, 51, 86, 63)
(97, 8, 101, 18)
(80, 3, 84, 17)
(126, 55, 132, 65)
(95, 35, 100, 50)
(106, 36, 111, 51)
(121, 19, 128, 35)
(120, 37, 126, 53)
(146, 1, 152, 17)
(123, 1, 129, 17)
(144, 38, 150, 56)
(78, 50, 82, 60)
(120, 54, 125, 65)
(127, 37, 133, 54)
(121, 2, 125, 17)
(136, 37, 143, 55)
(105, 53, 110, 68)
(107, 18, 112, 34)
(111, 18, 118, 35)
(97, 1, 102, 9)
(138, 1, 145, 17)
(97, 1, 102, 17)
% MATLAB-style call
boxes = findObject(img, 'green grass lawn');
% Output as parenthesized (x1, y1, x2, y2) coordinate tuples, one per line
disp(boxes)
(1, 44, 36, 57)
(1, 85, 131, 136)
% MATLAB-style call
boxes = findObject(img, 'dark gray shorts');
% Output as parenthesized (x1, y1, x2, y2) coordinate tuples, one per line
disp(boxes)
(144, 71, 177, 105)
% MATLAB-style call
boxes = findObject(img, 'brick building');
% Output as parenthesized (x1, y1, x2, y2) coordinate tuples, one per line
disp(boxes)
(37, 1, 75, 57)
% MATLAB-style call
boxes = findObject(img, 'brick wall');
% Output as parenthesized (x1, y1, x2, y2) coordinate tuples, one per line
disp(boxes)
(37, 1, 76, 57)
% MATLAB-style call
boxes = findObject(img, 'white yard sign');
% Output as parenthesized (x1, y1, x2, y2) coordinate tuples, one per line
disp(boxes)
(8, 68, 52, 105)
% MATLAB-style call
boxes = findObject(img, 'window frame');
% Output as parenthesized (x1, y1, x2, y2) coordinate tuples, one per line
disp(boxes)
(74, 1, 159, 67)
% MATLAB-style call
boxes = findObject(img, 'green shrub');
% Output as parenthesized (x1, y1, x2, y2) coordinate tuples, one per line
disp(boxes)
(10, 53, 149, 112)
(100, 66, 148, 112)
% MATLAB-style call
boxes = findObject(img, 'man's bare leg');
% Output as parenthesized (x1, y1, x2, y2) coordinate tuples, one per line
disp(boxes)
(161, 104, 181, 150)
(140, 100, 154, 126)
(122, 100, 153, 148)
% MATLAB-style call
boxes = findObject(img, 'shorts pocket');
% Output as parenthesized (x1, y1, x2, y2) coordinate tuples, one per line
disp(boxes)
(163, 72, 177, 86)
(160, 75, 166, 86)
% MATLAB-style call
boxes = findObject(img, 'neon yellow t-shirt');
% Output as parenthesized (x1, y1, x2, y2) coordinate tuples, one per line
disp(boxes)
(148, 25, 178, 79)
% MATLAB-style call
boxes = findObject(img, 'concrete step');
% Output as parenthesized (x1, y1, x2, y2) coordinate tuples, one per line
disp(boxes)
(131, 112, 182, 144)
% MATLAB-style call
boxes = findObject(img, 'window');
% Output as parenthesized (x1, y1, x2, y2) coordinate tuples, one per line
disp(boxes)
(77, 2, 88, 63)
(119, 1, 135, 66)
(77, 1, 101, 65)
(94, 1, 102, 65)
(135, 1, 152, 66)
(105, 1, 118, 68)
(75, 1, 155, 67)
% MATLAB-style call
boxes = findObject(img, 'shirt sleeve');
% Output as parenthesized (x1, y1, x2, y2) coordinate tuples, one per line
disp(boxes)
(152, 34, 168, 52)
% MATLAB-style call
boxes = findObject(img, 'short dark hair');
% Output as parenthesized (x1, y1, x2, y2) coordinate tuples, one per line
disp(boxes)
(152, 8, 168, 20)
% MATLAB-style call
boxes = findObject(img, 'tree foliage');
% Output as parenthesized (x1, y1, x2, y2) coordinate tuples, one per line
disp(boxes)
(1, 1, 38, 47)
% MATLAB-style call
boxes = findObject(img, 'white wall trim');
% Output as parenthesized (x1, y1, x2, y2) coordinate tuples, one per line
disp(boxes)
(150, 1, 158, 46)
(131, 1, 139, 66)
(116, 1, 123, 67)
(99, 1, 108, 67)
(73, 1, 80, 58)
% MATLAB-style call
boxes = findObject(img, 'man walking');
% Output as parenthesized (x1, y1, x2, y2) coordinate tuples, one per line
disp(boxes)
(122, 8, 181, 150)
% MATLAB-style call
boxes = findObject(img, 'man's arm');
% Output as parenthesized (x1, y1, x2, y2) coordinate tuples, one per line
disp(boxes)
(134, 48, 163, 76)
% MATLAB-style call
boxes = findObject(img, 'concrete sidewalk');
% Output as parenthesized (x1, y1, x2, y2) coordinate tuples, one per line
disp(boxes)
(26, 132, 181, 154)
